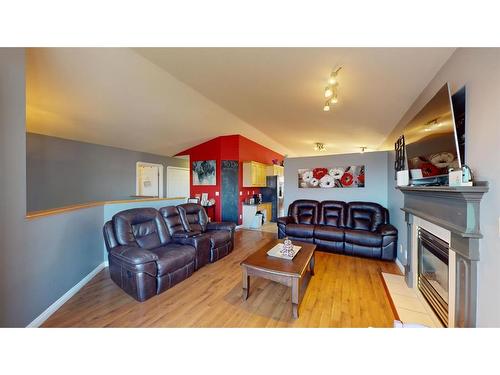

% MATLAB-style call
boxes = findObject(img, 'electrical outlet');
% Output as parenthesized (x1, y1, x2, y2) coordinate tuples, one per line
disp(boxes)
(239, 214, 242, 220)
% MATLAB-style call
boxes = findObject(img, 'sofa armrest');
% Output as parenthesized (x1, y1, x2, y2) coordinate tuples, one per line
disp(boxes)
(172, 231, 201, 239)
(172, 234, 211, 270)
(109, 245, 158, 265)
(277, 216, 294, 226)
(206, 221, 236, 232)
(377, 224, 398, 236)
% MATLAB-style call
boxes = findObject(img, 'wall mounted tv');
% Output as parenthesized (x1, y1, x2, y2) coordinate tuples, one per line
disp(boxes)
(404, 83, 462, 182)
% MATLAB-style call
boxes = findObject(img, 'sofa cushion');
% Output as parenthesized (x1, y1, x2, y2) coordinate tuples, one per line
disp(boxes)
(344, 228, 382, 247)
(285, 223, 314, 238)
(178, 203, 209, 232)
(149, 244, 196, 276)
(314, 225, 344, 242)
(288, 200, 319, 225)
(159, 206, 187, 236)
(346, 202, 387, 231)
(318, 201, 346, 227)
(113, 208, 170, 249)
(207, 230, 231, 248)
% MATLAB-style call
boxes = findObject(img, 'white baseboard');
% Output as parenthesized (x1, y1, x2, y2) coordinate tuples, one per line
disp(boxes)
(27, 261, 108, 328)
(395, 258, 405, 274)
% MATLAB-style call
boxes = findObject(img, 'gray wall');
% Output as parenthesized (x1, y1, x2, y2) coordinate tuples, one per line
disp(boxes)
(0, 49, 104, 327)
(26, 132, 188, 212)
(384, 48, 500, 327)
(284, 151, 389, 210)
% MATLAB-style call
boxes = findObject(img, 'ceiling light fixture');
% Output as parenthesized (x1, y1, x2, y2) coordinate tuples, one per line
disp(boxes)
(324, 86, 333, 98)
(314, 142, 326, 151)
(323, 66, 342, 111)
(328, 67, 341, 85)
(360, 147, 367, 153)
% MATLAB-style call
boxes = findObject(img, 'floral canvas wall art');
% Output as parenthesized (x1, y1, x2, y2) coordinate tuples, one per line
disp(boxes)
(298, 166, 365, 188)
(192, 160, 217, 185)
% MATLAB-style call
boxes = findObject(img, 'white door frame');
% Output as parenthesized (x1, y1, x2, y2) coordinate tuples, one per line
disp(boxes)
(136, 161, 164, 197)
(166, 166, 190, 198)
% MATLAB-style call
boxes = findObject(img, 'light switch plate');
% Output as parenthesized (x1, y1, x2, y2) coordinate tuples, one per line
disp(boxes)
(239, 191, 242, 196)
(215, 191, 219, 196)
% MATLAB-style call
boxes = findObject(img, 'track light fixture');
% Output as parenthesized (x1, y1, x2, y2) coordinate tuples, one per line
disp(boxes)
(323, 66, 342, 111)
(314, 142, 326, 151)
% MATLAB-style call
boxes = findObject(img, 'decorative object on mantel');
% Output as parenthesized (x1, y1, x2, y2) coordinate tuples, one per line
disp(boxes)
(396, 170, 409, 186)
(298, 166, 365, 188)
(394, 135, 406, 180)
(448, 164, 473, 187)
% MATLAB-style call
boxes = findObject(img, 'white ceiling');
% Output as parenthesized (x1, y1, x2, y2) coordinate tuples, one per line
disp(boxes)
(27, 47, 455, 157)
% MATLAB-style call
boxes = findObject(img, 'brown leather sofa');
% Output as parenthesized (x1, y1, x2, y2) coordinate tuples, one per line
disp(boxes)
(176, 203, 235, 262)
(103, 204, 236, 302)
(277, 200, 397, 260)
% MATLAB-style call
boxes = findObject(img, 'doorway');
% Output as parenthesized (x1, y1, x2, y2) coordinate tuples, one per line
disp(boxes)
(166, 166, 190, 198)
(136, 162, 164, 197)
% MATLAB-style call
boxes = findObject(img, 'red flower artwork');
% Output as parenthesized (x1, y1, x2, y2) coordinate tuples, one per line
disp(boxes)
(313, 168, 328, 180)
(340, 172, 354, 186)
(420, 162, 440, 177)
(357, 173, 365, 184)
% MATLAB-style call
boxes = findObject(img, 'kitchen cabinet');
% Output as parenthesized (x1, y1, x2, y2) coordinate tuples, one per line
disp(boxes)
(243, 161, 268, 187)
(266, 164, 284, 177)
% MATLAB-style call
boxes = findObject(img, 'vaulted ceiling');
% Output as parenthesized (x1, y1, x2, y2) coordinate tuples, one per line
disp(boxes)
(27, 47, 455, 157)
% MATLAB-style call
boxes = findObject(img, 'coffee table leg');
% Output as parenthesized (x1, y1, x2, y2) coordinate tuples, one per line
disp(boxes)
(309, 254, 315, 276)
(291, 277, 300, 319)
(242, 268, 250, 300)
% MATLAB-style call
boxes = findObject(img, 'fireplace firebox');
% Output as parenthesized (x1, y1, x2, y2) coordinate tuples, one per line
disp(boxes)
(418, 228, 449, 327)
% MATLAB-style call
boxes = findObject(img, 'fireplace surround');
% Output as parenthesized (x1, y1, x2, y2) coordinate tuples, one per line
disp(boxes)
(398, 183, 488, 327)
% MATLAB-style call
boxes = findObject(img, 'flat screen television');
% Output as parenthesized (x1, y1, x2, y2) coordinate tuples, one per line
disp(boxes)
(404, 83, 462, 183)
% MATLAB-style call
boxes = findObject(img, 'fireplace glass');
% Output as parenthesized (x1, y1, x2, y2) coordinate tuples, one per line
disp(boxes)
(418, 228, 449, 326)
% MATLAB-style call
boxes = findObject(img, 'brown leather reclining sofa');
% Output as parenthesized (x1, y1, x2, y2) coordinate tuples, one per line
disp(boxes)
(103, 203, 236, 302)
(277, 200, 397, 260)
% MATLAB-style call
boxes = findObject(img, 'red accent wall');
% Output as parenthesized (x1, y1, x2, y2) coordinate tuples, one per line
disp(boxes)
(176, 135, 283, 224)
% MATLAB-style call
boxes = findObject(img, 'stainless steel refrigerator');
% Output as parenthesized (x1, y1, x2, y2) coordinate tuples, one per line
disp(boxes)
(260, 175, 284, 222)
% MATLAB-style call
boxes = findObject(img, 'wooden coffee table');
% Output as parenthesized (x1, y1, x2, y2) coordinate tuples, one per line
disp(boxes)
(240, 239, 316, 319)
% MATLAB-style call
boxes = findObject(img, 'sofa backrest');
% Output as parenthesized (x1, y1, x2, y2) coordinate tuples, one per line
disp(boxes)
(112, 207, 171, 249)
(345, 202, 388, 231)
(178, 203, 209, 232)
(288, 200, 319, 225)
(159, 206, 186, 236)
(318, 200, 347, 227)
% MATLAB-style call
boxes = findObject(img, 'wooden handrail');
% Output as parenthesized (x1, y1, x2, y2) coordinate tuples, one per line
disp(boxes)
(25, 197, 186, 220)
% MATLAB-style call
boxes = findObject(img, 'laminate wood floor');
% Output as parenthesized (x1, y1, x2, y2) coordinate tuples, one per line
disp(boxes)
(42, 229, 401, 328)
